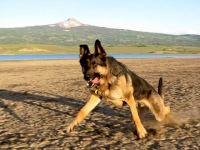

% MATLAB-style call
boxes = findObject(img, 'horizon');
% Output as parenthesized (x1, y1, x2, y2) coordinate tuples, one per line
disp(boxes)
(0, 0, 200, 35)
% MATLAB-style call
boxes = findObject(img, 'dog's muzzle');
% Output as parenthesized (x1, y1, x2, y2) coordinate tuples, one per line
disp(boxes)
(86, 77, 100, 88)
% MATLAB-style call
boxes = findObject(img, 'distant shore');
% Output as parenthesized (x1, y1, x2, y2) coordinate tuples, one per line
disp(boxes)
(0, 44, 200, 55)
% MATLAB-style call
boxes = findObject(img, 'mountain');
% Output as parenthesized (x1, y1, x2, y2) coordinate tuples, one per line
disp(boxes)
(0, 18, 200, 46)
(54, 17, 86, 28)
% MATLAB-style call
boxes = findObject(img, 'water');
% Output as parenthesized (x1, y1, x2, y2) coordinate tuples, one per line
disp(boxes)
(0, 53, 200, 61)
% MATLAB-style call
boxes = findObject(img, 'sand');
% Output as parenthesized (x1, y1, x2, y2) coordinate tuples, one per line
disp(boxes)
(0, 58, 200, 149)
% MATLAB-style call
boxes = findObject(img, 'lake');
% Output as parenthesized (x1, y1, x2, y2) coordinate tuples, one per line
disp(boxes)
(0, 54, 200, 61)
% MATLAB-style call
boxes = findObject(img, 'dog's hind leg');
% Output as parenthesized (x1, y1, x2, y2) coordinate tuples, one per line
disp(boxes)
(67, 95, 101, 133)
(148, 92, 170, 121)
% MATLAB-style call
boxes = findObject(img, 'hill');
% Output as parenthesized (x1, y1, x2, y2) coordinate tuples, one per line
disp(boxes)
(0, 18, 200, 47)
(0, 18, 200, 54)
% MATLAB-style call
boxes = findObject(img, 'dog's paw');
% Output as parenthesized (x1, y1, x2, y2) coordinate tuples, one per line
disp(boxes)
(137, 126, 147, 138)
(67, 124, 75, 133)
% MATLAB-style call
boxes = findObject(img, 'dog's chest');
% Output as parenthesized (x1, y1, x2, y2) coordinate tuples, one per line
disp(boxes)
(101, 86, 125, 107)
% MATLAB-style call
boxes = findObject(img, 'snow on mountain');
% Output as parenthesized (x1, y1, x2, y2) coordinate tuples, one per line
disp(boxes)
(56, 18, 84, 28)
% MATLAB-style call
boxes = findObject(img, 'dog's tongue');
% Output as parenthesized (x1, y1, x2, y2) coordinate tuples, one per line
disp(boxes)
(91, 77, 100, 84)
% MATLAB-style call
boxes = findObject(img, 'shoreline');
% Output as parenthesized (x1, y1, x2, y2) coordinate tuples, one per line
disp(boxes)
(0, 53, 200, 61)
(0, 57, 200, 63)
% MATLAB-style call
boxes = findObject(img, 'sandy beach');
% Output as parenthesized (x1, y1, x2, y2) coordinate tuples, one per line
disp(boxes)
(0, 58, 200, 149)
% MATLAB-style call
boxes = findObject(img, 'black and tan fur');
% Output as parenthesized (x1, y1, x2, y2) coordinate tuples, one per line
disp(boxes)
(67, 39, 170, 138)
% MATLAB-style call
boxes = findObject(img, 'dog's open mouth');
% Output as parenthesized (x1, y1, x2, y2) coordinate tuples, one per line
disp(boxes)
(87, 77, 100, 88)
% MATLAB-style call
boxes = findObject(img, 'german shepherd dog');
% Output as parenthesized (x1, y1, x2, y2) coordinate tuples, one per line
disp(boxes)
(67, 39, 170, 138)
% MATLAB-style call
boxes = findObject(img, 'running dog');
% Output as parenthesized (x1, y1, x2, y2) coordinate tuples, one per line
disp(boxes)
(67, 39, 170, 138)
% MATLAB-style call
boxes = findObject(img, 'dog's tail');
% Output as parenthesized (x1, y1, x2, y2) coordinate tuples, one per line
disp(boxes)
(158, 77, 164, 100)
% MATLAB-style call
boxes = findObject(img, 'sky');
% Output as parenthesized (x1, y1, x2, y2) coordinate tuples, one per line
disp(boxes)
(0, 0, 200, 35)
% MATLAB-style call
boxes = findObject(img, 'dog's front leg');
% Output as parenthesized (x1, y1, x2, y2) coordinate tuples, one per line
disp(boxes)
(67, 94, 101, 133)
(126, 95, 147, 138)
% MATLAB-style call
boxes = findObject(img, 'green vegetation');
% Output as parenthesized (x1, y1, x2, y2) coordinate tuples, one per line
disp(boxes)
(0, 44, 79, 54)
(104, 45, 200, 54)
(0, 25, 200, 54)
(0, 44, 199, 54)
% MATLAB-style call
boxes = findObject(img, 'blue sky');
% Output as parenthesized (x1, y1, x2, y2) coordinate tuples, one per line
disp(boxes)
(1, 0, 200, 35)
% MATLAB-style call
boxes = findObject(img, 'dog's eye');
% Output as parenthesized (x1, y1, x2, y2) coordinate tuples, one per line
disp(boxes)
(92, 62, 98, 68)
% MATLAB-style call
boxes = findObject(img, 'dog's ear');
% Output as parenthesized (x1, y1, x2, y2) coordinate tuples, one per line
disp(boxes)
(79, 45, 90, 58)
(94, 39, 107, 58)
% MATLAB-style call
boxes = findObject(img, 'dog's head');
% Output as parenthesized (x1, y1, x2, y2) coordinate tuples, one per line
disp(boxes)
(79, 39, 107, 88)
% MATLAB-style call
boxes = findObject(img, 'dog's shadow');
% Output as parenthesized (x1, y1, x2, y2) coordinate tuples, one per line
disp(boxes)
(0, 89, 131, 126)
